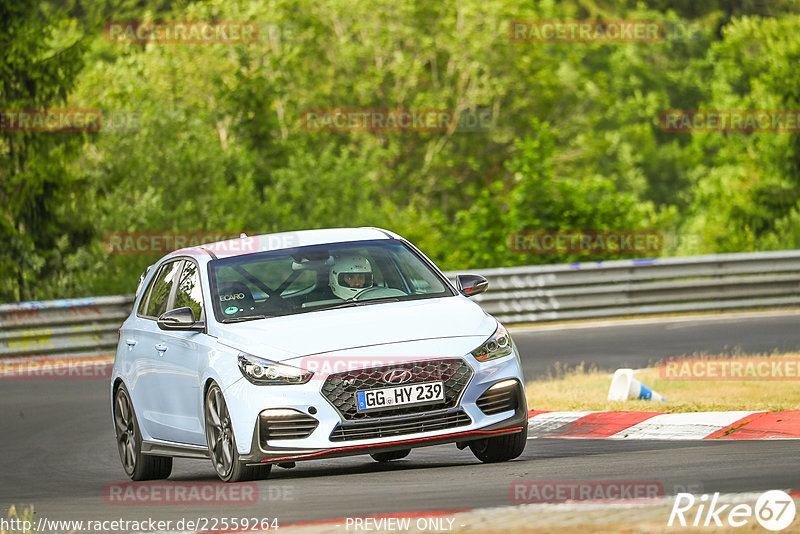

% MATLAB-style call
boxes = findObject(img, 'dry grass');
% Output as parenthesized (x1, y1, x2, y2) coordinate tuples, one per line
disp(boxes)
(1, 506, 34, 534)
(526, 354, 800, 413)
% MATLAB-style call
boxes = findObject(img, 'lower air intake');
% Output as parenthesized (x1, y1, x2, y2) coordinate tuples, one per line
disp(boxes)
(259, 410, 319, 445)
(476, 381, 521, 415)
(330, 410, 472, 442)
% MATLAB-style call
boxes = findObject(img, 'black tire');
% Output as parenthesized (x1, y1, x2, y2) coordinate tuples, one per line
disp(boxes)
(469, 426, 528, 463)
(205, 383, 271, 482)
(370, 449, 410, 463)
(113, 384, 173, 481)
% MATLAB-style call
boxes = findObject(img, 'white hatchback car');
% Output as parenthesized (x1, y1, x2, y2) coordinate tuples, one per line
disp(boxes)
(111, 228, 527, 482)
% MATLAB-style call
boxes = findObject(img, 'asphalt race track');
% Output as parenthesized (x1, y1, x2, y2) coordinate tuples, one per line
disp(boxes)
(514, 310, 800, 379)
(2, 311, 800, 528)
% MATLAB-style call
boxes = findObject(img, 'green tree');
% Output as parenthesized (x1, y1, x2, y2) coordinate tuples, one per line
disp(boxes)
(0, 0, 89, 301)
(680, 15, 800, 253)
(445, 119, 657, 268)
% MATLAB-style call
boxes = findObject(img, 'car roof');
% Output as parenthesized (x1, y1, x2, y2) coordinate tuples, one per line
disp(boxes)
(166, 227, 400, 260)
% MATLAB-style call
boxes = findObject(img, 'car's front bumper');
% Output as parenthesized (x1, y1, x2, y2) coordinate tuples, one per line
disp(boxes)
(239, 401, 528, 465)
(225, 350, 527, 464)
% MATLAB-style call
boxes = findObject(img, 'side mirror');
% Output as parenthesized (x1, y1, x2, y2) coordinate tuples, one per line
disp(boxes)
(157, 307, 205, 332)
(456, 274, 489, 297)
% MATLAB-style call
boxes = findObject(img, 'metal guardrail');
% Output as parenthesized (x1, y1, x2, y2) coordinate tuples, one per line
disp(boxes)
(0, 296, 134, 359)
(445, 250, 800, 324)
(1, 250, 799, 360)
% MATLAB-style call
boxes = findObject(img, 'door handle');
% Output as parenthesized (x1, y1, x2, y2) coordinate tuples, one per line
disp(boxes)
(155, 343, 168, 354)
(125, 339, 137, 347)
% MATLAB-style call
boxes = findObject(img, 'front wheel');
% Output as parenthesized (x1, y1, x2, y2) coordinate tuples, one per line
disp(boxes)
(205, 383, 271, 482)
(469, 426, 528, 463)
(113, 384, 172, 480)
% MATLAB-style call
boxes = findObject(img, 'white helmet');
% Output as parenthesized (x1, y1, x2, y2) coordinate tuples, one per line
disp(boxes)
(330, 254, 373, 300)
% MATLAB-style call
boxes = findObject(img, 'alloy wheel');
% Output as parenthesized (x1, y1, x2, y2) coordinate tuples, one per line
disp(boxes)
(205, 386, 235, 478)
(114, 389, 137, 475)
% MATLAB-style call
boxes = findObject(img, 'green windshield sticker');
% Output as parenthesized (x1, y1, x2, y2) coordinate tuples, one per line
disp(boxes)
(224, 306, 239, 315)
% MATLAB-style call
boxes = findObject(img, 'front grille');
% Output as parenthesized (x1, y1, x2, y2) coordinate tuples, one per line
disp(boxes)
(259, 411, 319, 445)
(476, 381, 521, 415)
(330, 410, 472, 441)
(320, 358, 474, 420)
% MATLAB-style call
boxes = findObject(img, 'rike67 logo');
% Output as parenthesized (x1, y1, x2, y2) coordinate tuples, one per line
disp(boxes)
(669, 490, 796, 531)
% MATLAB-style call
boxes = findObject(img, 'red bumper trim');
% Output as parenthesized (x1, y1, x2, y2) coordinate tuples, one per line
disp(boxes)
(260, 426, 524, 463)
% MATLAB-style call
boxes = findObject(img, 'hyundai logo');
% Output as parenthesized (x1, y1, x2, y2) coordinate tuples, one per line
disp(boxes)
(382, 369, 413, 384)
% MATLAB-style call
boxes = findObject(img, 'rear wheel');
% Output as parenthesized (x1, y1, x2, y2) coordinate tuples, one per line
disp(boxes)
(205, 383, 271, 482)
(370, 449, 410, 462)
(469, 426, 528, 463)
(113, 384, 173, 480)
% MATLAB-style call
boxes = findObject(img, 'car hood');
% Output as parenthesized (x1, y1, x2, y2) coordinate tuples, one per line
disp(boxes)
(213, 296, 496, 362)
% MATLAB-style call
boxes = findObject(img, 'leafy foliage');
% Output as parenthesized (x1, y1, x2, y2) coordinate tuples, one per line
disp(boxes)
(2, 0, 800, 301)
(0, 0, 89, 301)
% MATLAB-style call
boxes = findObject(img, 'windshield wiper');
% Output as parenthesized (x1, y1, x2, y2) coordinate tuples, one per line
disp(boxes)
(310, 297, 400, 312)
(221, 314, 271, 323)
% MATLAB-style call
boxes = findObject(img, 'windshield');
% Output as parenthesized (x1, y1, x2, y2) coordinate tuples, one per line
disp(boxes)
(208, 239, 454, 322)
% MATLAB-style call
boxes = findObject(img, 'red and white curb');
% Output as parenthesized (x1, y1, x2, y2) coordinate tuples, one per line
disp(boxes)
(527, 410, 800, 439)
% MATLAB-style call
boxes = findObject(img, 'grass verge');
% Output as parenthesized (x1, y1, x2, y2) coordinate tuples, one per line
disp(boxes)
(1, 506, 34, 534)
(526, 353, 800, 413)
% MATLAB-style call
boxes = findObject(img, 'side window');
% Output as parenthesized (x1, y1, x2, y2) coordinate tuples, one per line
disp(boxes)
(135, 265, 155, 315)
(174, 261, 204, 321)
(282, 270, 316, 295)
(137, 280, 151, 315)
(145, 261, 182, 318)
(135, 265, 153, 298)
(392, 248, 444, 294)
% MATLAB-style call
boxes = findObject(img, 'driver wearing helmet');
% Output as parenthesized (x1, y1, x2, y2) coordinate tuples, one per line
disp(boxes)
(329, 254, 374, 300)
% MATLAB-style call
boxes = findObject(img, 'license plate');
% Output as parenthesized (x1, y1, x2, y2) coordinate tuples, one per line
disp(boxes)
(356, 381, 444, 412)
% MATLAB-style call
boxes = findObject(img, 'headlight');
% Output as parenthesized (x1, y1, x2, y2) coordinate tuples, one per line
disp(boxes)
(237, 353, 313, 385)
(471, 323, 513, 362)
